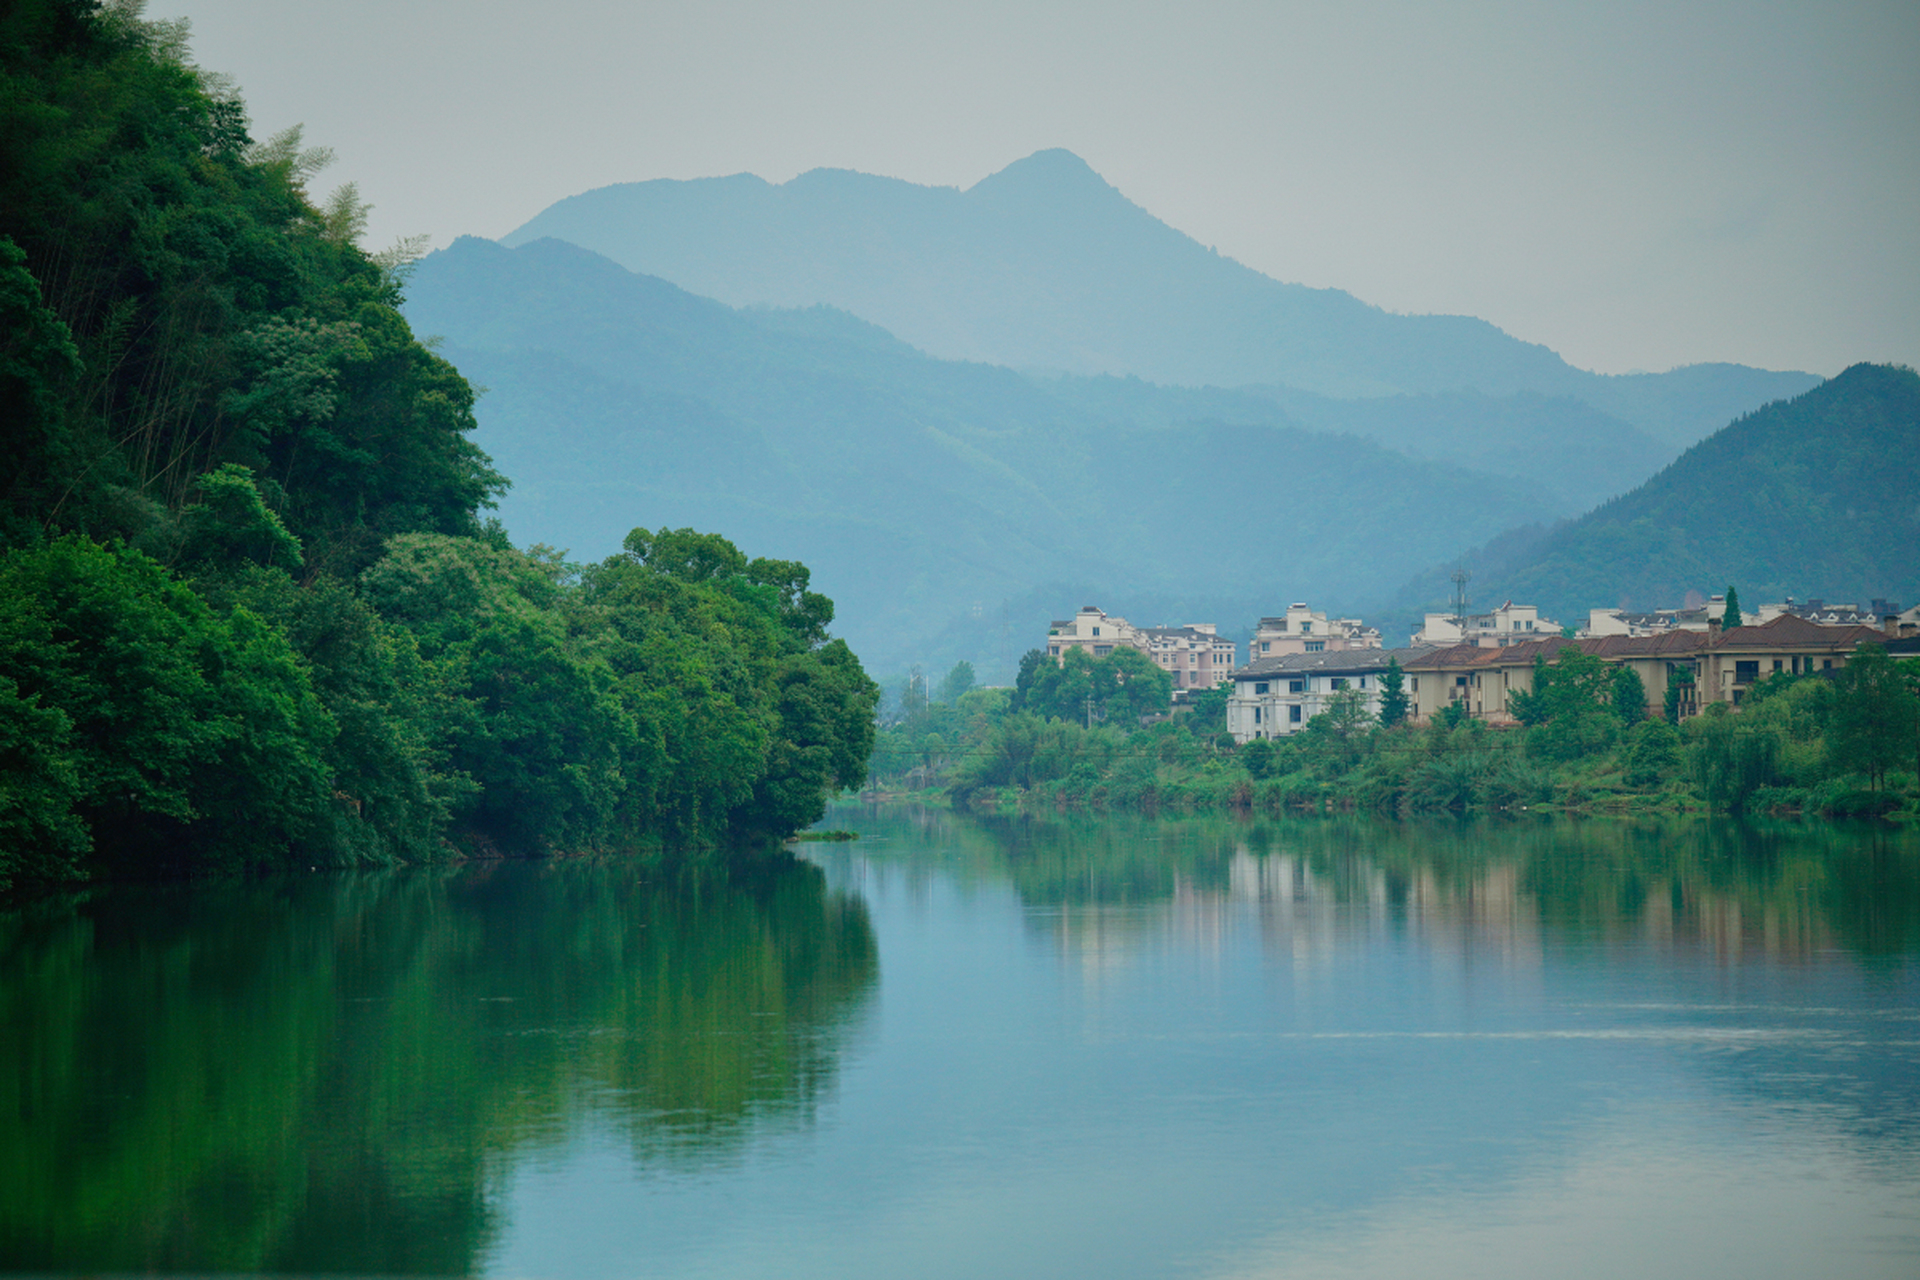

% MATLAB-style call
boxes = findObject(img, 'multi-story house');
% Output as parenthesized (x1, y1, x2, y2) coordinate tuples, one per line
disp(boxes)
(1227, 647, 1429, 742)
(1045, 607, 1235, 693)
(1404, 633, 1710, 724)
(1412, 601, 1559, 648)
(1402, 614, 1896, 724)
(1144, 625, 1238, 691)
(1700, 614, 1891, 705)
(1249, 603, 1381, 658)
(1045, 606, 1144, 660)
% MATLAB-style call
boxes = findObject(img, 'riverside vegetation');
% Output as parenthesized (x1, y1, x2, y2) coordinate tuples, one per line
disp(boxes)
(870, 643, 1920, 822)
(0, 1, 877, 890)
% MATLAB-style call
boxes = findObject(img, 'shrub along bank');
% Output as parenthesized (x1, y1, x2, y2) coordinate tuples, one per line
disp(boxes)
(868, 645, 1920, 822)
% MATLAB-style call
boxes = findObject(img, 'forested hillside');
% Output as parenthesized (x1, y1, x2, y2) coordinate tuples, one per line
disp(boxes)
(1412, 364, 1920, 622)
(0, 0, 876, 888)
(405, 236, 1586, 674)
(503, 149, 1818, 443)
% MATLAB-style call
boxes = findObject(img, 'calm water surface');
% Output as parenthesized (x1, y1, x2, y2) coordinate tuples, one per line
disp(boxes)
(4, 808, 1918, 1277)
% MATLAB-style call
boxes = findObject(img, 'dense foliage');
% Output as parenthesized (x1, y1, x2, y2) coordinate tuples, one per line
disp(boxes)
(1447, 364, 1920, 623)
(0, 2, 876, 888)
(868, 645, 1920, 822)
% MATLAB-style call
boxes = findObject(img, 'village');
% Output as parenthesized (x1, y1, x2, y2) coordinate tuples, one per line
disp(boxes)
(1043, 592, 1920, 743)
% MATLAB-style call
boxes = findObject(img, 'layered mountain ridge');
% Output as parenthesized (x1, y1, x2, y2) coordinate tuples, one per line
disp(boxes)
(504, 149, 1817, 444)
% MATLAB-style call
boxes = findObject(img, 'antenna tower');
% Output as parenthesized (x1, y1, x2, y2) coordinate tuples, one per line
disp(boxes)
(1450, 567, 1471, 627)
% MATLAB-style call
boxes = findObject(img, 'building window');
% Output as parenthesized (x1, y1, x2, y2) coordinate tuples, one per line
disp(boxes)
(1289, 705, 1303, 723)
(1734, 660, 1759, 684)
(1412, 677, 1420, 692)
(1092, 626, 1101, 636)
(1094, 645, 1113, 656)
(1255, 682, 1269, 694)
(1289, 680, 1304, 693)
(1049, 646, 1059, 656)
(1358, 676, 1367, 689)
(1306, 641, 1325, 652)
(1331, 677, 1347, 690)
(1260, 641, 1271, 653)
(1772, 659, 1783, 672)
(1253, 707, 1262, 724)
(1301, 621, 1313, 634)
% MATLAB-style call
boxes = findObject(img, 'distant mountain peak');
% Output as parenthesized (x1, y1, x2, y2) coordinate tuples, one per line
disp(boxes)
(966, 149, 1121, 204)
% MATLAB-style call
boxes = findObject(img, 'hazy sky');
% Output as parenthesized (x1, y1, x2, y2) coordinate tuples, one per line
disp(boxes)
(162, 0, 1916, 378)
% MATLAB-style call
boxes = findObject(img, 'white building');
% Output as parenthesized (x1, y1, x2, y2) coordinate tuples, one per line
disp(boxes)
(1226, 647, 1430, 743)
(1250, 603, 1381, 658)
(1412, 602, 1559, 647)
(1045, 607, 1236, 693)
(1045, 606, 1143, 660)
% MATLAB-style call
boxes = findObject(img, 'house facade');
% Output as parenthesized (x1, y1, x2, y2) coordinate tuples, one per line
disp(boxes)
(1412, 601, 1560, 647)
(1403, 632, 1713, 724)
(1400, 615, 1895, 725)
(1227, 647, 1429, 742)
(1045, 606, 1144, 660)
(1700, 615, 1891, 705)
(1045, 607, 1235, 693)
(1143, 624, 1238, 691)
(1249, 604, 1381, 658)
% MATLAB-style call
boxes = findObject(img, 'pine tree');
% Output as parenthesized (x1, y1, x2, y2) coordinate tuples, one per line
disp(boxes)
(1722, 586, 1743, 630)
(1378, 658, 1410, 728)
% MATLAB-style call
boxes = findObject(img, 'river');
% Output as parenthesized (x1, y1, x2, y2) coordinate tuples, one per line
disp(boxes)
(4, 806, 1917, 1277)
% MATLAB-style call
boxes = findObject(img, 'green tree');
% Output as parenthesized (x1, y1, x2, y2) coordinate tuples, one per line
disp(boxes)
(935, 660, 976, 704)
(1611, 665, 1648, 726)
(1241, 737, 1275, 780)
(1830, 643, 1915, 791)
(1722, 587, 1743, 630)
(1378, 658, 1410, 728)
(0, 537, 334, 885)
(1509, 646, 1620, 762)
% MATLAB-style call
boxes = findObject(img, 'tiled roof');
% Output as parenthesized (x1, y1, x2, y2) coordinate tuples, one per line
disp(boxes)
(1713, 615, 1888, 649)
(1232, 646, 1434, 679)
(1405, 632, 1710, 670)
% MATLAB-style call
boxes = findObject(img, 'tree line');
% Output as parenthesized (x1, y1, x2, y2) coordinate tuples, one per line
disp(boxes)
(0, 2, 876, 889)
(867, 643, 1920, 821)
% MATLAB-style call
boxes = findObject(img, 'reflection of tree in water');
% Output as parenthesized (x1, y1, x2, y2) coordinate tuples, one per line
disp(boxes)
(858, 803, 1920, 965)
(0, 857, 876, 1274)
(841, 802, 1920, 1171)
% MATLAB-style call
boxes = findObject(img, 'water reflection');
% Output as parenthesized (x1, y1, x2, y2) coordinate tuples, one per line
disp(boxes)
(841, 806, 1920, 968)
(0, 857, 876, 1274)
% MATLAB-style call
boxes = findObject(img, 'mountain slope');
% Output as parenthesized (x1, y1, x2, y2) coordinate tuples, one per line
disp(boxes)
(1421, 364, 1920, 623)
(406, 237, 1566, 674)
(504, 150, 1818, 441)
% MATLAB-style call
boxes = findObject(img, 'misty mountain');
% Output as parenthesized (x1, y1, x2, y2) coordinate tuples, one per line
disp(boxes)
(503, 149, 1818, 446)
(1392, 364, 1920, 627)
(407, 237, 1579, 675)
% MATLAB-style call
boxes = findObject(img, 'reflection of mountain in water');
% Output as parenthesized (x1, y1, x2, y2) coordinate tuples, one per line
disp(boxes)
(0, 859, 877, 1274)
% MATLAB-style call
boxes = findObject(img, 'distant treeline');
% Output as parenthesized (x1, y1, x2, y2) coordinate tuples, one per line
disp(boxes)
(871, 645, 1920, 821)
(0, 1, 875, 889)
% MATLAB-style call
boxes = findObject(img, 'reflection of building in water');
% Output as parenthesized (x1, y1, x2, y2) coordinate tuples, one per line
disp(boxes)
(1029, 839, 1855, 984)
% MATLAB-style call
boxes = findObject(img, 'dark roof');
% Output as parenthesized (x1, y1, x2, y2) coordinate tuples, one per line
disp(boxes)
(1232, 646, 1432, 679)
(1712, 615, 1888, 649)
(1405, 632, 1709, 671)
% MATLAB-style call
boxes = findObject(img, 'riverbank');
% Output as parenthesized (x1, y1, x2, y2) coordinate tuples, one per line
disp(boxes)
(870, 663, 1920, 824)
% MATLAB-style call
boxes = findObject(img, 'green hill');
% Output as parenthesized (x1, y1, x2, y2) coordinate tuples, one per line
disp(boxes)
(1410, 364, 1920, 624)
